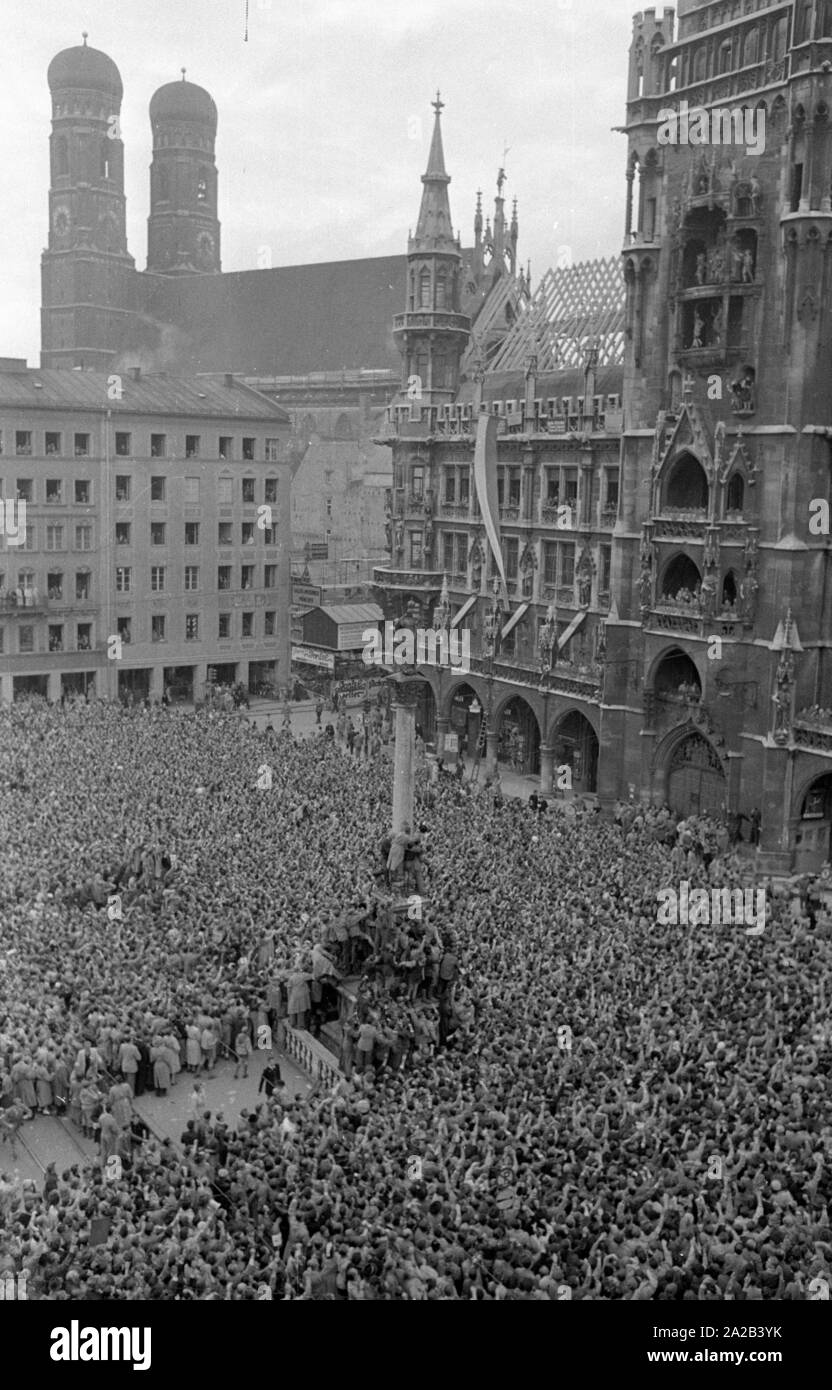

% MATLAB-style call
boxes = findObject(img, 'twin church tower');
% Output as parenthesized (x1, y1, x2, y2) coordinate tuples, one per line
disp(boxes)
(42, 35, 221, 368)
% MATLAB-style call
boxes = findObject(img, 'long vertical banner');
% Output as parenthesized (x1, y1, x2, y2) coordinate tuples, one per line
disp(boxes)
(473, 411, 510, 609)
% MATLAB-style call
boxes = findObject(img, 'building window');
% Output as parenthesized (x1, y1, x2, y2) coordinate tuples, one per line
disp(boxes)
(151, 615, 166, 643)
(264, 610, 275, 636)
(242, 477, 256, 503)
(543, 542, 558, 587)
(150, 434, 166, 458)
(265, 439, 280, 462)
(115, 475, 130, 501)
(77, 622, 92, 650)
(184, 477, 200, 504)
(117, 616, 131, 644)
(218, 613, 231, 639)
(263, 525, 275, 545)
(115, 432, 131, 457)
(46, 432, 61, 455)
(217, 477, 233, 504)
(503, 537, 519, 579)
(444, 470, 456, 503)
(21, 524, 34, 550)
(409, 531, 423, 567)
(411, 466, 424, 499)
(242, 438, 255, 460)
(74, 480, 90, 503)
(185, 565, 199, 591)
(150, 477, 166, 503)
(218, 522, 232, 545)
(150, 522, 166, 546)
(15, 431, 32, 455)
(560, 542, 575, 588)
(242, 522, 255, 545)
(115, 567, 131, 593)
(46, 479, 62, 503)
(46, 524, 64, 551)
(242, 612, 254, 637)
(600, 544, 612, 593)
(185, 614, 199, 641)
(217, 565, 231, 591)
(185, 521, 200, 545)
(75, 524, 92, 550)
(19, 625, 34, 654)
(241, 565, 255, 590)
(264, 565, 276, 589)
(47, 571, 63, 600)
(265, 477, 278, 503)
(74, 433, 90, 457)
(115, 522, 131, 545)
(150, 566, 165, 592)
(75, 572, 91, 601)
(459, 471, 470, 505)
(185, 435, 200, 458)
(16, 478, 33, 502)
(219, 437, 232, 460)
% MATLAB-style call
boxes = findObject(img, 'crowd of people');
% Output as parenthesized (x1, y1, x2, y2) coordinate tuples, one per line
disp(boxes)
(1, 698, 830, 1299)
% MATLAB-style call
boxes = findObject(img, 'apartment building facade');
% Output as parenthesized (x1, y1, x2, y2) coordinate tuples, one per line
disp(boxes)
(0, 364, 291, 703)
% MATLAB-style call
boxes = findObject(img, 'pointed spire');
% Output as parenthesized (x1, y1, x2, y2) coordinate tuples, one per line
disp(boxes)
(474, 190, 483, 243)
(82, 31, 89, 45)
(411, 93, 457, 251)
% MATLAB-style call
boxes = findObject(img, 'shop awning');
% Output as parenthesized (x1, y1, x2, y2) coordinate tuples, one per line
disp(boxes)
(451, 594, 478, 628)
(557, 609, 587, 651)
(500, 602, 529, 639)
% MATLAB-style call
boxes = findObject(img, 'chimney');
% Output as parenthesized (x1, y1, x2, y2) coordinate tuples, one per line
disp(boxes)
(224, 373, 234, 388)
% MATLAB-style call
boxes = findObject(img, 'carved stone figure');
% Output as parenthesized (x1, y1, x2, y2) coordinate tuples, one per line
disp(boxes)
(639, 561, 653, 610)
(740, 570, 758, 623)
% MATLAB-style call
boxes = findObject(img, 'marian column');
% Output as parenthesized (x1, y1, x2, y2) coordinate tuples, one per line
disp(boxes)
(390, 675, 421, 835)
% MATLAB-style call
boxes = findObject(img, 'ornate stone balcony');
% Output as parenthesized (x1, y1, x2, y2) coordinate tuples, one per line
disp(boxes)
(283, 1025, 342, 1087)
(467, 653, 601, 701)
(393, 310, 471, 334)
(654, 510, 708, 540)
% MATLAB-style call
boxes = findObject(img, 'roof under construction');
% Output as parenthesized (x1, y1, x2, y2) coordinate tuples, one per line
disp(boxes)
(486, 256, 625, 374)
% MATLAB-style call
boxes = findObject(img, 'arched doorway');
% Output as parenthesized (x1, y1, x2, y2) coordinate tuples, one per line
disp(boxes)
(666, 731, 726, 816)
(413, 680, 436, 746)
(497, 696, 541, 775)
(447, 682, 483, 762)
(552, 710, 599, 793)
(794, 773, 832, 872)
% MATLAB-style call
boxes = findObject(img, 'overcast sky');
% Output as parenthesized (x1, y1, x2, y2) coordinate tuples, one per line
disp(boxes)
(2, 0, 633, 363)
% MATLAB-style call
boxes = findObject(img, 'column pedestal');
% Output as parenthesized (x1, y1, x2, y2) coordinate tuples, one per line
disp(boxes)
(485, 729, 499, 778)
(435, 715, 449, 761)
(539, 743, 555, 797)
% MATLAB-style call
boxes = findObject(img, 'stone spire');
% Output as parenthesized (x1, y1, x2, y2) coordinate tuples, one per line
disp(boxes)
(411, 92, 457, 252)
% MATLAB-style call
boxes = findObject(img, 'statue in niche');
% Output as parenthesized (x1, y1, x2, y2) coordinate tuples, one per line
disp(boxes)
(700, 568, 717, 618)
(749, 173, 762, 215)
(695, 252, 707, 285)
(639, 560, 653, 610)
(394, 520, 404, 555)
(740, 569, 758, 623)
(470, 542, 483, 592)
(711, 304, 723, 346)
(692, 311, 705, 348)
(538, 600, 557, 671)
(577, 553, 593, 608)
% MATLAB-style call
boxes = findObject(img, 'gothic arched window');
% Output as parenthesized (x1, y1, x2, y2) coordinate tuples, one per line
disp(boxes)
(55, 136, 68, 178)
(726, 473, 744, 513)
(419, 268, 431, 308)
(435, 271, 447, 310)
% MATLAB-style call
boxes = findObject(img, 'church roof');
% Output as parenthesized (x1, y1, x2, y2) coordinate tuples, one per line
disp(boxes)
(48, 41, 123, 101)
(138, 255, 404, 375)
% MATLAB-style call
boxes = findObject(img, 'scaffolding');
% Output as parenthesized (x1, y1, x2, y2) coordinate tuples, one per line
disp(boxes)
(487, 257, 626, 374)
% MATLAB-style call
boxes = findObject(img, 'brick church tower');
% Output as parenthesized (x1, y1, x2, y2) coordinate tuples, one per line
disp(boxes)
(41, 35, 136, 368)
(607, 0, 832, 869)
(146, 73, 221, 275)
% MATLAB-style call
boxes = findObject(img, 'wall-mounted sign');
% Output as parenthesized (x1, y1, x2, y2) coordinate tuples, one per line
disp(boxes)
(292, 645, 334, 671)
